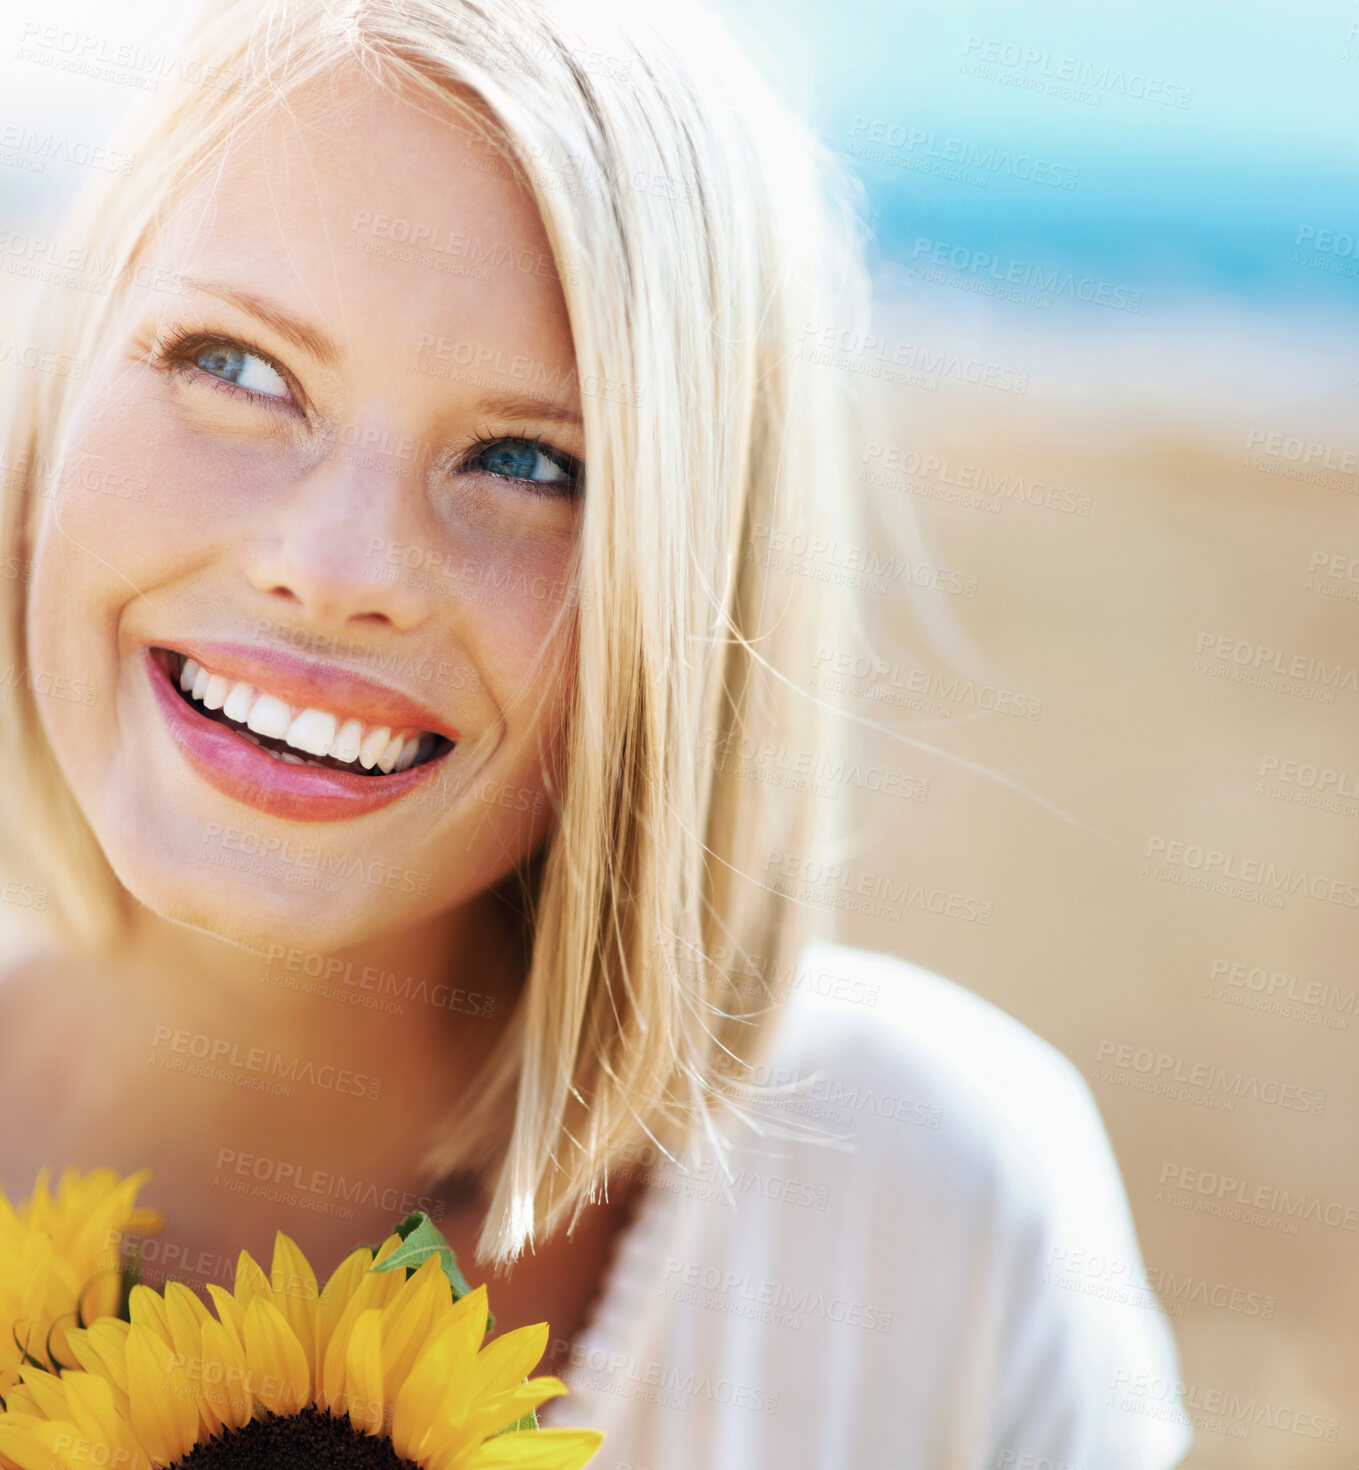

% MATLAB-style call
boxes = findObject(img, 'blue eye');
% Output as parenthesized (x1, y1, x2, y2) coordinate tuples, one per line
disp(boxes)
(194, 342, 290, 399)
(154, 327, 296, 406)
(467, 437, 580, 495)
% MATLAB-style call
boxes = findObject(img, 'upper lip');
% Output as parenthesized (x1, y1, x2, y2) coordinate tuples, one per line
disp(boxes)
(158, 640, 462, 742)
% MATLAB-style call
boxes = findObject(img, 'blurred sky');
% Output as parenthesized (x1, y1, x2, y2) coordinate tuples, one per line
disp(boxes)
(1, 0, 1355, 318)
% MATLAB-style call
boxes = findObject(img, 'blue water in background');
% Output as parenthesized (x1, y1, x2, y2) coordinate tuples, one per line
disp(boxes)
(719, 0, 1359, 316)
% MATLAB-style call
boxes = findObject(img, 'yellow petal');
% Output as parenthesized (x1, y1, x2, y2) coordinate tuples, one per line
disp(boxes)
(233, 1251, 273, 1310)
(205, 1285, 246, 1354)
(344, 1309, 386, 1435)
(67, 1170, 153, 1268)
(1, 1381, 44, 1416)
(241, 1297, 309, 1415)
(126, 1206, 165, 1237)
(62, 1371, 149, 1469)
(377, 1258, 449, 1405)
(15, 1365, 71, 1422)
(199, 1317, 252, 1430)
(390, 1287, 489, 1458)
(473, 1323, 550, 1397)
(125, 1323, 200, 1465)
(163, 1282, 220, 1436)
(269, 1234, 319, 1385)
(319, 1250, 405, 1409)
(71, 1319, 132, 1401)
(370, 1234, 406, 1268)
(0, 1189, 22, 1236)
(76, 1267, 124, 1327)
(458, 1378, 570, 1444)
(21, 1169, 55, 1226)
(0, 1421, 85, 1470)
(163, 1281, 222, 1440)
(314, 1248, 373, 1405)
(126, 1287, 172, 1350)
(444, 1428, 605, 1470)
(4, 1233, 53, 1369)
(162, 1285, 212, 1354)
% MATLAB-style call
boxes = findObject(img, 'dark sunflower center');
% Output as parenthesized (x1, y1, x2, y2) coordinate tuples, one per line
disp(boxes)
(172, 1408, 419, 1469)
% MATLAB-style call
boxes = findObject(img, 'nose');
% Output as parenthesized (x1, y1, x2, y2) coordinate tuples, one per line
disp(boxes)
(245, 451, 434, 631)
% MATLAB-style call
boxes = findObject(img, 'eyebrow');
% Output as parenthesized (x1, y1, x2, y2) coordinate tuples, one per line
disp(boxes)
(473, 390, 583, 427)
(179, 277, 341, 366)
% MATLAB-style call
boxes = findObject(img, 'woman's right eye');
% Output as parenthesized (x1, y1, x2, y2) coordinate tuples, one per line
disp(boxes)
(152, 326, 297, 408)
(191, 341, 291, 400)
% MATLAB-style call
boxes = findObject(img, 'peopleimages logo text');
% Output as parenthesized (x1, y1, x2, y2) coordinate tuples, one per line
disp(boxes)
(1144, 837, 1359, 908)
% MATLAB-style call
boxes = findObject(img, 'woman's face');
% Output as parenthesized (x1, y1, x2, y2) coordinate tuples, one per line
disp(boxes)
(27, 68, 583, 951)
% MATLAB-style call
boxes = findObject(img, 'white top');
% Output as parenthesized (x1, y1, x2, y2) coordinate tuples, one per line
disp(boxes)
(539, 940, 1193, 1469)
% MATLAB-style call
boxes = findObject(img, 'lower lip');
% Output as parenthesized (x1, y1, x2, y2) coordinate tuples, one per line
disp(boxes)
(146, 649, 444, 822)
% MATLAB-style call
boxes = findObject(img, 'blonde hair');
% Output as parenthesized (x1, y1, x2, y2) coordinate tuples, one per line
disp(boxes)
(0, 0, 872, 1262)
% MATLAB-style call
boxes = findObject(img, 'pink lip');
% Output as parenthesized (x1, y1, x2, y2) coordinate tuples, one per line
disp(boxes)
(146, 649, 446, 822)
(168, 640, 461, 741)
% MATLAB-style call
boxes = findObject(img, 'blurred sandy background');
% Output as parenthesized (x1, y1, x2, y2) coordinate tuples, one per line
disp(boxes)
(839, 303, 1357, 1465)
(742, 6, 1357, 1459)
(1, 0, 1355, 1464)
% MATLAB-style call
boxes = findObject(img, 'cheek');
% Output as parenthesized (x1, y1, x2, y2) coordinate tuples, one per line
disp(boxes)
(434, 491, 579, 685)
(458, 535, 577, 745)
(25, 387, 277, 752)
(34, 386, 260, 604)
(27, 406, 163, 679)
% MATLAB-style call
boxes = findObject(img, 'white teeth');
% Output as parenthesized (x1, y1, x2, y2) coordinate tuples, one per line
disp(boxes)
(222, 680, 254, 723)
(358, 725, 390, 770)
(173, 654, 445, 774)
(286, 708, 336, 758)
(332, 719, 363, 765)
(246, 692, 292, 740)
(377, 733, 404, 775)
(394, 735, 419, 772)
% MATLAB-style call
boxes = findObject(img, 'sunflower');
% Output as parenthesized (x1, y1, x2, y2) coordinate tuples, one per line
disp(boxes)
(0, 1227, 602, 1470)
(0, 1169, 164, 1392)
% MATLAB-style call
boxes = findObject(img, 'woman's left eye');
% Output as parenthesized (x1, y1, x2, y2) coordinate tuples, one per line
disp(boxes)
(193, 342, 290, 400)
(466, 438, 579, 493)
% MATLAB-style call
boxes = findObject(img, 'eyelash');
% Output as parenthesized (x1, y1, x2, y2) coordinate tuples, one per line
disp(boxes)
(149, 327, 583, 498)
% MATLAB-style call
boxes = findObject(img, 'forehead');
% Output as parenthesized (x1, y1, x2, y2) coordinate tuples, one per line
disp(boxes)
(148, 64, 575, 389)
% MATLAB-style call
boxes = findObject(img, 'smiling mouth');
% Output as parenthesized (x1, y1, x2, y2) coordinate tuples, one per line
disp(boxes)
(155, 648, 454, 777)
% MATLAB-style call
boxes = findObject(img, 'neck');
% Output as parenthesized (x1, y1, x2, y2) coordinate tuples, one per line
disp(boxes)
(90, 890, 524, 1249)
(119, 888, 521, 1062)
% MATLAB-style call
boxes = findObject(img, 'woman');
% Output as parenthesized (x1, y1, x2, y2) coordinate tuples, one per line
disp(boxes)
(0, 0, 1191, 1464)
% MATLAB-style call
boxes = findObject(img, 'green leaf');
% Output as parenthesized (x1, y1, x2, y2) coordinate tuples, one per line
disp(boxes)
(370, 1212, 495, 1329)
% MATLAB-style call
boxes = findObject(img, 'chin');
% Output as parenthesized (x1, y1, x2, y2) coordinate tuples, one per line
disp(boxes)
(115, 851, 415, 957)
